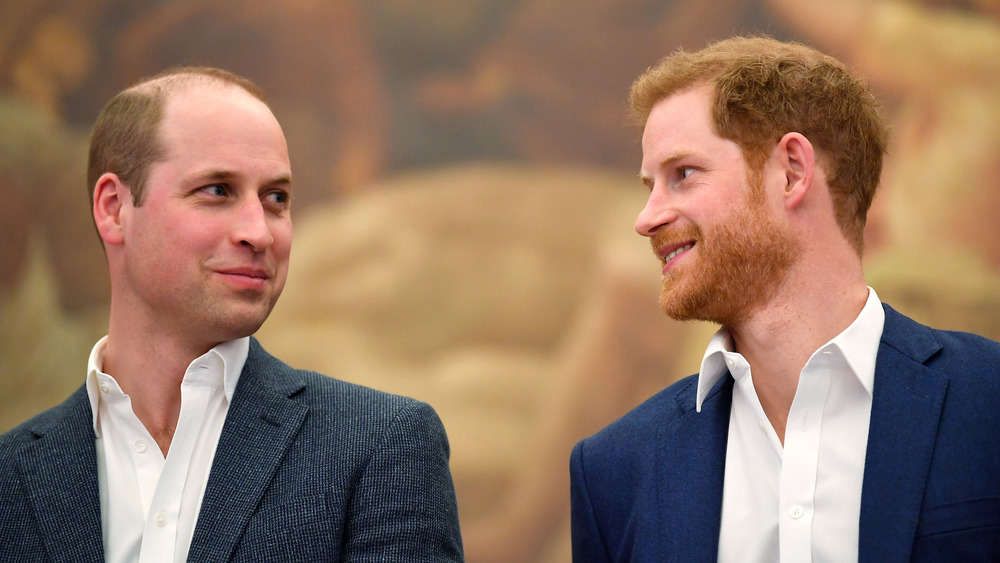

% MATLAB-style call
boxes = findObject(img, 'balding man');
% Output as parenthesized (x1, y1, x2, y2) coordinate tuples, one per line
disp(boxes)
(0, 67, 463, 562)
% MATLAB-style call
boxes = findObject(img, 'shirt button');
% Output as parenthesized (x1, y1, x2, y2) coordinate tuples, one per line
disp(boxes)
(788, 505, 804, 519)
(134, 439, 148, 453)
(758, 420, 767, 434)
(154, 512, 167, 527)
(100, 385, 111, 393)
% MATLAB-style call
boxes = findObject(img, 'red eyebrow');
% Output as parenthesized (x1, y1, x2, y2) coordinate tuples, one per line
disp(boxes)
(640, 150, 697, 182)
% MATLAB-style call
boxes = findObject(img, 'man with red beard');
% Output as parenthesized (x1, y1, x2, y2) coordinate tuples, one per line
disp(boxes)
(569, 36, 1000, 563)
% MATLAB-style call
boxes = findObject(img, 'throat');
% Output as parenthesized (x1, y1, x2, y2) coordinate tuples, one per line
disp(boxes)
(745, 363, 798, 446)
(149, 427, 175, 457)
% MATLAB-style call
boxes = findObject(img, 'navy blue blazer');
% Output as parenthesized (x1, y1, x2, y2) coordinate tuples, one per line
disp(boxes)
(0, 338, 464, 562)
(570, 304, 1000, 562)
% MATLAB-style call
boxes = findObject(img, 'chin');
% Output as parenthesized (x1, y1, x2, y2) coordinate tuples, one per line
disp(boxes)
(211, 309, 272, 340)
(658, 287, 698, 322)
(658, 281, 740, 326)
(658, 275, 693, 317)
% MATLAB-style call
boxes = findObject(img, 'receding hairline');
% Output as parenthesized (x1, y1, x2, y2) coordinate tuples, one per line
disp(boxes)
(86, 67, 273, 209)
(124, 66, 268, 104)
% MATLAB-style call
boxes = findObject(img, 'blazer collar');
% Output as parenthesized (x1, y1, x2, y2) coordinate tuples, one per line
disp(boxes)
(859, 304, 948, 563)
(18, 387, 105, 561)
(15, 338, 310, 563)
(657, 375, 732, 562)
(656, 305, 948, 563)
(186, 337, 309, 561)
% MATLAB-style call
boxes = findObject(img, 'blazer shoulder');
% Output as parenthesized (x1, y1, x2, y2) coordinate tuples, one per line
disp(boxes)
(0, 385, 89, 452)
(244, 338, 444, 438)
(578, 373, 700, 457)
(929, 329, 1000, 377)
(229, 339, 462, 561)
(881, 303, 1000, 375)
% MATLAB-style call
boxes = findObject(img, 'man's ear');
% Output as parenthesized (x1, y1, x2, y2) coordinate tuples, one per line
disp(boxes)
(776, 132, 815, 210)
(92, 173, 130, 246)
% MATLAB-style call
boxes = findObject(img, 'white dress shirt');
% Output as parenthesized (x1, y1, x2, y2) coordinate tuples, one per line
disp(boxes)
(86, 337, 247, 563)
(696, 288, 885, 563)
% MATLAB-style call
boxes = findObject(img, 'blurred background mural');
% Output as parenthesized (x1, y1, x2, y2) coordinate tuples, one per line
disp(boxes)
(2, 0, 999, 560)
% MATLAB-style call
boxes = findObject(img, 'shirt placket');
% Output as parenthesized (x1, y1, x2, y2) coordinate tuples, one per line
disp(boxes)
(137, 359, 219, 563)
(778, 353, 833, 562)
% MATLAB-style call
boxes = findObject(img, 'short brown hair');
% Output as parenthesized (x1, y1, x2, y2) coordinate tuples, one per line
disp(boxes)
(87, 66, 267, 206)
(630, 36, 888, 255)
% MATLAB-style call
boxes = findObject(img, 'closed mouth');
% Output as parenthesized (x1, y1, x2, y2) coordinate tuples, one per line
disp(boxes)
(218, 267, 269, 279)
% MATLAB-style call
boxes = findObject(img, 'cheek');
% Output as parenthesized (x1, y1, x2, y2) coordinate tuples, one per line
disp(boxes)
(137, 204, 211, 244)
(272, 222, 293, 260)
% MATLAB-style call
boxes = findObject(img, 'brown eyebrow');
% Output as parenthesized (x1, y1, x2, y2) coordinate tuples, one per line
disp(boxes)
(265, 175, 293, 190)
(188, 168, 233, 181)
(191, 169, 292, 189)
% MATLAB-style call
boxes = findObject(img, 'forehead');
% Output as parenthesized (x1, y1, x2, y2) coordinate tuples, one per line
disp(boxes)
(640, 86, 744, 173)
(641, 87, 715, 153)
(157, 83, 289, 165)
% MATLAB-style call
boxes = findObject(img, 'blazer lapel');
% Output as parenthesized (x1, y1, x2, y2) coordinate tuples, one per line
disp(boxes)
(657, 376, 732, 563)
(187, 339, 308, 562)
(18, 387, 104, 562)
(858, 306, 948, 563)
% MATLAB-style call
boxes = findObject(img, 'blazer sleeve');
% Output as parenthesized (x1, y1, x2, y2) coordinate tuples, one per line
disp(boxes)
(340, 399, 464, 562)
(570, 440, 613, 563)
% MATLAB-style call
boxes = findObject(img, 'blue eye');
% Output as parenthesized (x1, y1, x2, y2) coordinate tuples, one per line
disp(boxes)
(202, 184, 227, 196)
(264, 191, 290, 206)
(680, 167, 695, 179)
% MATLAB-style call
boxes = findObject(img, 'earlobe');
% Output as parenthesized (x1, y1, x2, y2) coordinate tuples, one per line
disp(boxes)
(779, 132, 815, 210)
(92, 173, 129, 245)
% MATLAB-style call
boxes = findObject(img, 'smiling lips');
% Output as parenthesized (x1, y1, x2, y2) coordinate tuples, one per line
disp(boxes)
(218, 266, 268, 279)
(216, 267, 271, 290)
(658, 241, 695, 273)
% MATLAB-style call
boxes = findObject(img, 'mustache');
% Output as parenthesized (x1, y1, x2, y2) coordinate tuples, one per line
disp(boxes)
(650, 225, 702, 253)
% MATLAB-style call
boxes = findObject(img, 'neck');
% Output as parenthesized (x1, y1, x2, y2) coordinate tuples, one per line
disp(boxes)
(727, 250, 868, 443)
(103, 300, 219, 456)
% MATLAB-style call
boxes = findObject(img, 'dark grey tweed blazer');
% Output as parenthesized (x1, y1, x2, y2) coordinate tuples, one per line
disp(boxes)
(0, 337, 464, 562)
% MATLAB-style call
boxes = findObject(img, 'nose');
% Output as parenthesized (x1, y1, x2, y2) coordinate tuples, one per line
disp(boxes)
(634, 188, 677, 237)
(234, 198, 274, 252)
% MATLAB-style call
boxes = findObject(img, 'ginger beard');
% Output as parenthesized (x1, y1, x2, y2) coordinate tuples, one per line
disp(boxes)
(652, 183, 801, 327)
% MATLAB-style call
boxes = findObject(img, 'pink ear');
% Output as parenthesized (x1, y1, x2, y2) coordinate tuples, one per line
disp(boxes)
(93, 173, 128, 245)
(779, 132, 815, 210)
